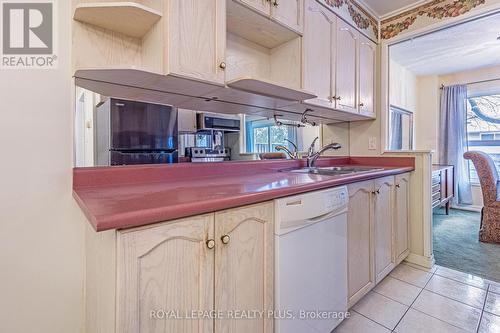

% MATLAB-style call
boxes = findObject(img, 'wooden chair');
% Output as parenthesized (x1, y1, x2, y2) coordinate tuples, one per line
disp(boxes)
(464, 151, 500, 243)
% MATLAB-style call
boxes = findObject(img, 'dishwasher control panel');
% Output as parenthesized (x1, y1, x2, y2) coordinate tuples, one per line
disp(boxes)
(275, 186, 349, 234)
(324, 187, 349, 211)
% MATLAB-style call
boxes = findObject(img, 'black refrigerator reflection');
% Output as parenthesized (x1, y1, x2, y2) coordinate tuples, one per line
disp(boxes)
(96, 99, 178, 166)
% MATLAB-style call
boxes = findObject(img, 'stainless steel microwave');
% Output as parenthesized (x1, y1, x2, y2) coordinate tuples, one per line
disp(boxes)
(197, 113, 241, 132)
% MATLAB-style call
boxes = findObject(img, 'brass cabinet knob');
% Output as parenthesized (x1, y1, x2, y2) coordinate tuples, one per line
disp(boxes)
(273, 0, 279, 6)
(396, 184, 401, 188)
(206, 239, 215, 249)
(219, 62, 226, 69)
(359, 102, 364, 107)
(336, 96, 342, 100)
(221, 234, 231, 245)
(372, 190, 380, 195)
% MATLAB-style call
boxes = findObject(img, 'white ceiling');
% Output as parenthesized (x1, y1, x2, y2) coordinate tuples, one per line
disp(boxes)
(390, 12, 500, 76)
(360, 0, 424, 17)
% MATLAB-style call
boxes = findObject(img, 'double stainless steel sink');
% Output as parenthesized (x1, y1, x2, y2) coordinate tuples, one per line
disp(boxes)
(282, 166, 384, 176)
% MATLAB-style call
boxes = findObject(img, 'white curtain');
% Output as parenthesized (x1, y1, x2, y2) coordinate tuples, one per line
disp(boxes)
(389, 111, 403, 150)
(439, 85, 473, 205)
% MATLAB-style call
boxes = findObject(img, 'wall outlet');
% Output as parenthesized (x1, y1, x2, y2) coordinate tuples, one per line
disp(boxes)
(368, 137, 377, 150)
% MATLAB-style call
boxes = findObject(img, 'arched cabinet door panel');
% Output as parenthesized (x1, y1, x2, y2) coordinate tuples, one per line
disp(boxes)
(395, 173, 411, 264)
(374, 176, 396, 284)
(358, 34, 376, 117)
(335, 19, 358, 113)
(347, 180, 375, 307)
(117, 214, 215, 333)
(303, 0, 336, 108)
(215, 202, 274, 333)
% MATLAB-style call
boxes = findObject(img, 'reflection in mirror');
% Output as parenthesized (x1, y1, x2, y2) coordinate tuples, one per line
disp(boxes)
(74, 87, 178, 167)
(388, 105, 413, 150)
(241, 115, 320, 154)
(74, 86, 321, 167)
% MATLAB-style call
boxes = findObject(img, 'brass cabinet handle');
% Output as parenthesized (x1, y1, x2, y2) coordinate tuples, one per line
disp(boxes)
(219, 62, 226, 69)
(372, 190, 380, 195)
(273, 0, 279, 6)
(206, 239, 215, 249)
(221, 234, 231, 245)
(335, 96, 341, 100)
(359, 102, 364, 107)
(396, 184, 401, 188)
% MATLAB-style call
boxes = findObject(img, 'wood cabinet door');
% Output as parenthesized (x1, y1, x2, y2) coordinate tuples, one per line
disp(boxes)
(302, 0, 335, 108)
(347, 180, 375, 307)
(271, 0, 304, 33)
(358, 35, 376, 117)
(335, 19, 358, 113)
(236, 0, 271, 15)
(116, 214, 215, 333)
(215, 202, 274, 333)
(395, 173, 410, 264)
(374, 176, 395, 283)
(168, 0, 226, 84)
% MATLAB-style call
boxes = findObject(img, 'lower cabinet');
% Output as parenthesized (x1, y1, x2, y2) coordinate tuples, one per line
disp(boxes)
(117, 214, 215, 333)
(110, 202, 274, 333)
(374, 176, 396, 283)
(395, 173, 411, 264)
(84, 174, 411, 330)
(347, 173, 411, 307)
(347, 180, 375, 307)
(215, 203, 274, 333)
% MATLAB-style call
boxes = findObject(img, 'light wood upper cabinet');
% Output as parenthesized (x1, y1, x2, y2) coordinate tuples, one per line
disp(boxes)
(358, 34, 376, 117)
(347, 180, 375, 308)
(233, 0, 303, 33)
(335, 19, 358, 113)
(374, 176, 395, 284)
(303, 0, 335, 108)
(168, 0, 226, 84)
(395, 173, 411, 264)
(117, 214, 215, 333)
(271, 0, 304, 33)
(215, 202, 274, 333)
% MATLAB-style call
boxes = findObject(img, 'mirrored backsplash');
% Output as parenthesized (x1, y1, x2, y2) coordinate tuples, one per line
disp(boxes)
(74, 87, 321, 167)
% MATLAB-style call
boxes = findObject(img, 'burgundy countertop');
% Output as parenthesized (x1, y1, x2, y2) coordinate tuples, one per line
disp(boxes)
(73, 157, 415, 231)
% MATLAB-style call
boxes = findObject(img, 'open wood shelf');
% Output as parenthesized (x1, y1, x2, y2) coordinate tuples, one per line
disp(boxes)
(74, 68, 359, 124)
(227, 0, 301, 49)
(73, 2, 162, 38)
(227, 77, 316, 102)
(282, 100, 375, 123)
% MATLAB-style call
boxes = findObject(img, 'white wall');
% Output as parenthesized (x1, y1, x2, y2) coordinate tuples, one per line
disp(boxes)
(415, 75, 440, 163)
(0, 2, 85, 333)
(389, 60, 417, 112)
(322, 122, 350, 156)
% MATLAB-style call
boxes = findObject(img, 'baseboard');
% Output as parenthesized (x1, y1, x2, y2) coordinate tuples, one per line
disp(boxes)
(452, 205, 482, 213)
(405, 253, 435, 269)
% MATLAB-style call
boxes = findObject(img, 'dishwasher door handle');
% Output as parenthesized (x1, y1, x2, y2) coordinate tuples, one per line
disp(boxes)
(306, 208, 347, 224)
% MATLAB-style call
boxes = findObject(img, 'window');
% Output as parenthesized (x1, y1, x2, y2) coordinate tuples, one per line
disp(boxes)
(388, 105, 414, 150)
(245, 118, 297, 154)
(467, 94, 500, 183)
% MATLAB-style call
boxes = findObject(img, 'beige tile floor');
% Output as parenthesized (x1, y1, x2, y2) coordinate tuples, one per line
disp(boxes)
(334, 263, 500, 333)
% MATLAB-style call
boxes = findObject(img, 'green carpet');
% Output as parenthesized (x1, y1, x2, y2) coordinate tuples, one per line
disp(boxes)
(433, 208, 500, 283)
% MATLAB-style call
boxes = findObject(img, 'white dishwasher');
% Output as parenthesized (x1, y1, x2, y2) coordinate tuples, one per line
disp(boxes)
(275, 186, 348, 333)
